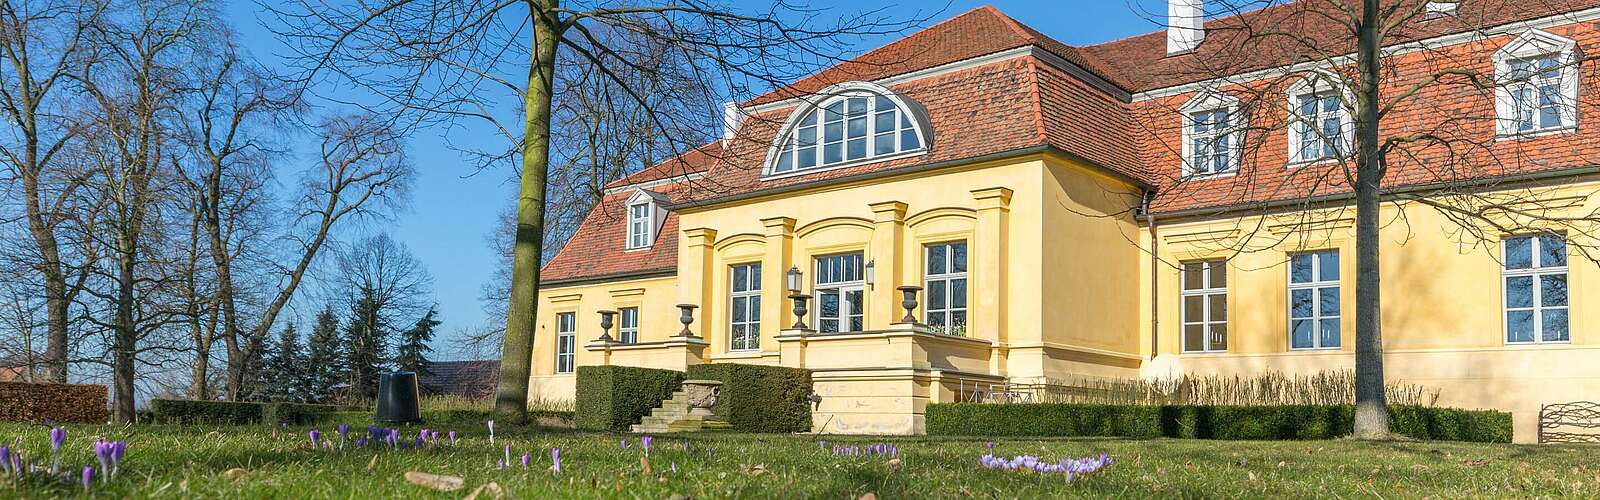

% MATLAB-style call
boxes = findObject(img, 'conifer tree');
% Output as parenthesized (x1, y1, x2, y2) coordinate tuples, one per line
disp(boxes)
(395, 307, 439, 379)
(344, 291, 386, 400)
(304, 307, 344, 402)
(265, 325, 305, 402)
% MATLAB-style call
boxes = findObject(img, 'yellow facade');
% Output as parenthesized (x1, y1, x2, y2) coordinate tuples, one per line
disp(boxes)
(532, 150, 1600, 442)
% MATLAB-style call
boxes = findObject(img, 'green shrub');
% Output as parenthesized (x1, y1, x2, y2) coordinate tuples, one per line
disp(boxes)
(575, 366, 685, 431)
(262, 403, 368, 426)
(687, 364, 812, 433)
(0, 382, 108, 423)
(926, 403, 1511, 442)
(149, 399, 263, 425)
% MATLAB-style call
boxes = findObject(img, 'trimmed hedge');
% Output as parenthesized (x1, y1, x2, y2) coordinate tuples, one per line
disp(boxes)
(575, 366, 685, 431)
(687, 364, 812, 433)
(261, 403, 368, 425)
(925, 403, 1511, 443)
(149, 399, 263, 425)
(0, 382, 108, 423)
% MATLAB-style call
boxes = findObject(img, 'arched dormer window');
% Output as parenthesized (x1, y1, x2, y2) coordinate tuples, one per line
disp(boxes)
(766, 82, 930, 177)
(1284, 70, 1353, 165)
(1494, 29, 1579, 137)
(624, 189, 667, 250)
(1179, 90, 1244, 177)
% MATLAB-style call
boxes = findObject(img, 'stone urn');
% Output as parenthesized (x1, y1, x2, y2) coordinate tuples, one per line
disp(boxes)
(682, 379, 723, 418)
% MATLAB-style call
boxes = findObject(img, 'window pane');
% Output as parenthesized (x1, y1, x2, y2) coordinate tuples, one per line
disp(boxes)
(1505, 237, 1532, 269)
(875, 96, 894, 111)
(1183, 263, 1204, 290)
(874, 133, 896, 155)
(732, 297, 747, 322)
(798, 126, 816, 146)
(848, 116, 867, 138)
(850, 316, 863, 332)
(1319, 319, 1340, 347)
(1318, 251, 1339, 281)
(875, 111, 895, 133)
(1184, 295, 1204, 322)
(928, 245, 947, 274)
(1207, 261, 1226, 288)
(901, 129, 920, 150)
(775, 151, 792, 172)
(847, 97, 867, 114)
(1541, 274, 1568, 307)
(820, 292, 839, 318)
(824, 101, 843, 120)
(820, 319, 837, 333)
(950, 311, 966, 327)
(1505, 276, 1534, 308)
(1208, 294, 1226, 322)
(1184, 324, 1205, 351)
(952, 244, 967, 272)
(750, 296, 761, 323)
(847, 138, 867, 160)
(951, 279, 967, 308)
(733, 266, 748, 292)
(1539, 235, 1567, 267)
(1542, 309, 1570, 342)
(798, 148, 817, 168)
(1208, 323, 1227, 351)
(824, 142, 842, 164)
(928, 311, 946, 327)
(1290, 289, 1314, 318)
(1291, 319, 1314, 349)
(928, 280, 947, 310)
(1319, 287, 1340, 316)
(731, 324, 745, 346)
(824, 121, 842, 142)
(800, 111, 817, 127)
(751, 265, 762, 290)
(1290, 254, 1313, 283)
(846, 290, 863, 315)
(1507, 310, 1535, 343)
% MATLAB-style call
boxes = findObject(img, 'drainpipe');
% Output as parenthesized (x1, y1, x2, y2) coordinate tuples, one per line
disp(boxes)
(1143, 191, 1159, 361)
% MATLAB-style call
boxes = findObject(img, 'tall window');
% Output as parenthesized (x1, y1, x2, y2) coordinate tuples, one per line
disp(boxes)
(618, 307, 639, 344)
(555, 312, 575, 373)
(925, 242, 968, 336)
(729, 263, 762, 351)
(1289, 250, 1341, 350)
(1504, 234, 1568, 344)
(1181, 260, 1227, 353)
(627, 202, 651, 249)
(815, 253, 865, 333)
(1508, 55, 1568, 133)
(771, 92, 923, 175)
(1292, 92, 1344, 162)
(1187, 108, 1237, 176)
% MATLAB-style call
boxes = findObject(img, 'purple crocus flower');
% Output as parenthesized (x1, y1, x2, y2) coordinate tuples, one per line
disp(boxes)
(430, 431, 439, 444)
(354, 438, 368, 448)
(487, 420, 495, 444)
(49, 427, 66, 453)
(337, 424, 351, 444)
(641, 435, 653, 455)
(81, 466, 93, 489)
(619, 438, 628, 449)
(550, 448, 561, 474)
(309, 430, 322, 448)
(0, 444, 11, 476)
(93, 440, 126, 480)
(985, 441, 995, 451)
(503, 445, 511, 469)
(521, 453, 530, 469)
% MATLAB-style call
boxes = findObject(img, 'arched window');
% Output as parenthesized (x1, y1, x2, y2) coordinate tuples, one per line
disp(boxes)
(767, 83, 928, 176)
(1493, 29, 1579, 136)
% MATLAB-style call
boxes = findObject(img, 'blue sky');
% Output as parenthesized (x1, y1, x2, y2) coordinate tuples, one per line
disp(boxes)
(223, 1, 1171, 359)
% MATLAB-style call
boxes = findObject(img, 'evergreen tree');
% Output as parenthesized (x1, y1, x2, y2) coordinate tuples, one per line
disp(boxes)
(344, 291, 387, 400)
(396, 307, 440, 378)
(304, 306, 345, 403)
(265, 325, 305, 402)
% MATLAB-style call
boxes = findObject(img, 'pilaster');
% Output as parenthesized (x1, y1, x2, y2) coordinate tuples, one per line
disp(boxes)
(868, 201, 908, 330)
(971, 187, 1012, 375)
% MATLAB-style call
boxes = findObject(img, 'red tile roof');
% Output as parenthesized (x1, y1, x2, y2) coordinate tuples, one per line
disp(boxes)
(602, 142, 723, 190)
(420, 360, 499, 397)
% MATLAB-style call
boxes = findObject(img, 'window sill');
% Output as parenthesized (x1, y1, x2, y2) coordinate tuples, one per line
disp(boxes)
(1285, 157, 1343, 168)
(760, 149, 928, 181)
(1179, 350, 1230, 356)
(1182, 170, 1238, 181)
(1287, 346, 1343, 352)
(1496, 125, 1577, 141)
(1503, 340, 1572, 347)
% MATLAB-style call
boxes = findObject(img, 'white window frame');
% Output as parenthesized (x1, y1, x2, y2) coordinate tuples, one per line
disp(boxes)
(618, 307, 639, 344)
(1502, 234, 1570, 344)
(1288, 250, 1341, 351)
(814, 253, 866, 334)
(555, 312, 575, 374)
(1284, 71, 1353, 165)
(763, 82, 929, 178)
(729, 263, 762, 351)
(1179, 91, 1244, 178)
(1180, 260, 1228, 353)
(924, 241, 968, 336)
(626, 202, 652, 249)
(1494, 29, 1579, 137)
(623, 189, 666, 250)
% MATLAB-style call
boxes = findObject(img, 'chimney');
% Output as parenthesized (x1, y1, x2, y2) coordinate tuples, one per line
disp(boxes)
(1167, 0, 1205, 55)
(721, 102, 743, 144)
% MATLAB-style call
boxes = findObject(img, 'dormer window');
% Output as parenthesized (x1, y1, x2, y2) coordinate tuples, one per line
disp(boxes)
(1179, 91, 1243, 177)
(1285, 71, 1352, 165)
(766, 82, 929, 177)
(623, 189, 667, 250)
(1494, 29, 1579, 137)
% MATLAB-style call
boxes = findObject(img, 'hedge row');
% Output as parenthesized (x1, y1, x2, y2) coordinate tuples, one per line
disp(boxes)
(925, 403, 1511, 443)
(575, 366, 684, 431)
(0, 382, 108, 423)
(150, 399, 366, 425)
(687, 364, 812, 433)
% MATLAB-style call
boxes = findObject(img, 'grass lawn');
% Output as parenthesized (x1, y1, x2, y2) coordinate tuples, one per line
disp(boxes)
(1, 420, 1596, 498)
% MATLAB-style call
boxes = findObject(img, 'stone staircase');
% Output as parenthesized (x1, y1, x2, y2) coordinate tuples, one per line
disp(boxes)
(630, 389, 731, 433)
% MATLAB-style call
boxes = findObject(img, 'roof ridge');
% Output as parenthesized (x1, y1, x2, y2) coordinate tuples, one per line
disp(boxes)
(983, 4, 1040, 41)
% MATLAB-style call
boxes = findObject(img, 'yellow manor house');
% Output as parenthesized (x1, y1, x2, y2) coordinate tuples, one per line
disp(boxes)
(533, 1, 1600, 442)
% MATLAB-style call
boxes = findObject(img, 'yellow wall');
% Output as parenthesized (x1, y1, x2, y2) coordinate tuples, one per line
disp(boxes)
(530, 275, 679, 402)
(1140, 179, 1600, 441)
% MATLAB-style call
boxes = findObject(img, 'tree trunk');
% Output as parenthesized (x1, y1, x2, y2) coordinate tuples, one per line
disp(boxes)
(21, 141, 71, 384)
(1352, 0, 1390, 439)
(496, 0, 559, 424)
(113, 244, 138, 423)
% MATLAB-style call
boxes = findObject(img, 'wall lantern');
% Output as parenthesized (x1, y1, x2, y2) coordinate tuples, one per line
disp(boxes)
(864, 259, 876, 287)
(786, 265, 802, 293)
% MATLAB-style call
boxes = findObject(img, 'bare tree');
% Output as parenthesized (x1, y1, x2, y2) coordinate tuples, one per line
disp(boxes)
(0, 0, 105, 382)
(332, 233, 433, 398)
(271, 0, 930, 423)
(1126, 0, 1600, 437)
